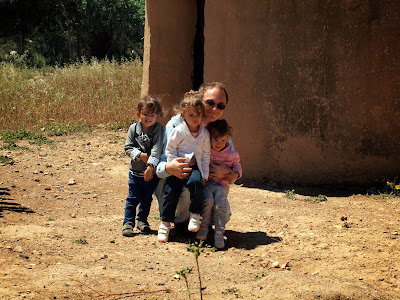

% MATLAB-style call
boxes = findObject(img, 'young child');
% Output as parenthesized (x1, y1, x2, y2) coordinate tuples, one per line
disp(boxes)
(158, 91, 210, 242)
(196, 119, 242, 248)
(122, 96, 164, 236)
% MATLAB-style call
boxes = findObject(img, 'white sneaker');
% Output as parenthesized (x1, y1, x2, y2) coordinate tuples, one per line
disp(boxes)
(214, 231, 225, 249)
(196, 226, 209, 241)
(188, 213, 202, 232)
(157, 223, 170, 242)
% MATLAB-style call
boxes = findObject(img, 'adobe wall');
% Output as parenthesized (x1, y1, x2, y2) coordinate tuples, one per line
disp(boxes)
(142, 1, 400, 184)
(204, 1, 400, 184)
(141, 1, 197, 123)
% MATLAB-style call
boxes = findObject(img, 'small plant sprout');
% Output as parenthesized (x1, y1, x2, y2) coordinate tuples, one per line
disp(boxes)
(284, 189, 296, 200)
(254, 270, 266, 281)
(74, 236, 88, 244)
(176, 267, 193, 300)
(187, 242, 205, 300)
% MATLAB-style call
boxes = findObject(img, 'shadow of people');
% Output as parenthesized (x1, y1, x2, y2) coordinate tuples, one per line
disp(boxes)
(0, 187, 35, 218)
(225, 230, 282, 250)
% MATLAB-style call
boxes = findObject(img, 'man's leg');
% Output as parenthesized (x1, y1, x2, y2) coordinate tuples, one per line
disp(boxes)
(161, 176, 183, 222)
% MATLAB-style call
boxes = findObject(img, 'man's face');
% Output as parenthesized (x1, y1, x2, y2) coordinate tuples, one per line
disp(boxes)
(203, 88, 227, 123)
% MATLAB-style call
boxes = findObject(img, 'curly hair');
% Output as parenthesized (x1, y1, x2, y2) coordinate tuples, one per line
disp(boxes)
(137, 95, 163, 117)
(173, 90, 204, 115)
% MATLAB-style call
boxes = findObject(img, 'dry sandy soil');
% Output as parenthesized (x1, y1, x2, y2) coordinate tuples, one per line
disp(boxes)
(1, 128, 399, 300)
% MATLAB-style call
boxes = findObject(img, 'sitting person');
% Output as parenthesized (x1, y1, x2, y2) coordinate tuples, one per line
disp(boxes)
(158, 91, 210, 242)
(155, 82, 239, 234)
(197, 119, 242, 249)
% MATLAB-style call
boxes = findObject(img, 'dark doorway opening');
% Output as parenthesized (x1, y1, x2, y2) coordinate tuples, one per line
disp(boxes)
(193, 0, 205, 90)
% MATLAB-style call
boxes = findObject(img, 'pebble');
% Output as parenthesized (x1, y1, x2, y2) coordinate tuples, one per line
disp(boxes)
(271, 261, 280, 268)
(68, 179, 76, 185)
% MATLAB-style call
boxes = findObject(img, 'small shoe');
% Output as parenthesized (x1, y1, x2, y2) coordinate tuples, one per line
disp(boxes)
(137, 220, 151, 233)
(188, 213, 202, 232)
(196, 226, 209, 241)
(122, 222, 135, 237)
(214, 231, 225, 249)
(158, 223, 171, 243)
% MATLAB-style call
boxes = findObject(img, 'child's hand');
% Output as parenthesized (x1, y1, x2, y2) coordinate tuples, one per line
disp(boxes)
(144, 165, 153, 181)
(140, 153, 149, 164)
(203, 178, 207, 186)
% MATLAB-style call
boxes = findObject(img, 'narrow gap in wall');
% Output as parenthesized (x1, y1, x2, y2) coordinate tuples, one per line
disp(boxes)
(192, 0, 205, 90)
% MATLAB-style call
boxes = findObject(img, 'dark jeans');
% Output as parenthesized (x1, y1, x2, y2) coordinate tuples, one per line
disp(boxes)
(161, 167, 203, 223)
(123, 172, 159, 225)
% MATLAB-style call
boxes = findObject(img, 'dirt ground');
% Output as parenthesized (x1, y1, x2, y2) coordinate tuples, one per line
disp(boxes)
(1, 128, 399, 300)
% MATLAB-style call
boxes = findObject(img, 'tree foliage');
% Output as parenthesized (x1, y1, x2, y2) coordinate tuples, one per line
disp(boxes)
(0, 0, 145, 65)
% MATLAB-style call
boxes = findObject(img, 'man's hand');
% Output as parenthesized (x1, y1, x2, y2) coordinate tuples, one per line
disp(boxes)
(165, 157, 192, 179)
(144, 165, 153, 181)
(209, 161, 238, 181)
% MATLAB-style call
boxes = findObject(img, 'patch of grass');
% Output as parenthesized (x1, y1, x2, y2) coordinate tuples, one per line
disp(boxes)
(151, 214, 161, 221)
(55, 234, 63, 239)
(0, 59, 142, 131)
(0, 155, 13, 164)
(304, 194, 327, 203)
(223, 287, 239, 295)
(46, 217, 55, 221)
(1, 129, 53, 149)
(0, 142, 29, 151)
(74, 236, 88, 245)
(45, 123, 92, 136)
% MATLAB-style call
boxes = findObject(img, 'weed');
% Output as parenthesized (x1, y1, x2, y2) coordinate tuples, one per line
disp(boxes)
(284, 189, 296, 200)
(187, 242, 205, 300)
(55, 234, 63, 239)
(176, 267, 193, 300)
(46, 217, 55, 221)
(254, 270, 266, 281)
(74, 236, 88, 245)
(367, 177, 400, 198)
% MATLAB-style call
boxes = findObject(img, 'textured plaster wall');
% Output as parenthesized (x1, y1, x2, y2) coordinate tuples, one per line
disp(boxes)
(141, 1, 197, 123)
(204, 1, 400, 184)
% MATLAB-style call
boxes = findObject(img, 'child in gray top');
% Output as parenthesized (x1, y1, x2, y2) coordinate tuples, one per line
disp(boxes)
(122, 95, 164, 236)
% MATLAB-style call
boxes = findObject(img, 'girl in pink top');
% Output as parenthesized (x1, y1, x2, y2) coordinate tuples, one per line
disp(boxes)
(197, 119, 242, 249)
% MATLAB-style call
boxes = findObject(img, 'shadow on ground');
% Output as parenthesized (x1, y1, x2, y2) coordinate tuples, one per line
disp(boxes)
(167, 228, 281, 250)
(238, 179, 378, 197)
(0, 187, 35, 218)
(225, 230, 282, 250)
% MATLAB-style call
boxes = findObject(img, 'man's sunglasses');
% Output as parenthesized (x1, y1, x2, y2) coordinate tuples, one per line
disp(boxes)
(205, 100, 226, 110)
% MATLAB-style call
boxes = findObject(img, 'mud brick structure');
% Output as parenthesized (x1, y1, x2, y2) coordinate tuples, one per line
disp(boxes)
(141, 1, 400, 184)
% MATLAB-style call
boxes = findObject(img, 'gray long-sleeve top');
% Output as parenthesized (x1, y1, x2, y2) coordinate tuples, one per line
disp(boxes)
(124, 121, 164, 177)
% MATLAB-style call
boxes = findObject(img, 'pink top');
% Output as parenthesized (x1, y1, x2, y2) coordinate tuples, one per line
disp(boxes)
(210, 143, 242, 191)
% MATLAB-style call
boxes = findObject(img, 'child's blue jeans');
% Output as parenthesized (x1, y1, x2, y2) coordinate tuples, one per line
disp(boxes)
(161, 167, 203, 223)
(123, 171, 159, 225)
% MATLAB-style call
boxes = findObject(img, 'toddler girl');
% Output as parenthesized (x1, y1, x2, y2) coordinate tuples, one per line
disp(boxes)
(196, 119, 242, 248)
(158, 91, 210, 242)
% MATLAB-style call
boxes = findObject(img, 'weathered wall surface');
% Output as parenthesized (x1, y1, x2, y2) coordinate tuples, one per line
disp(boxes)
(204, 1, 400, 184)
(142, 0, 400, 184)
(141, 1, 197, 123)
